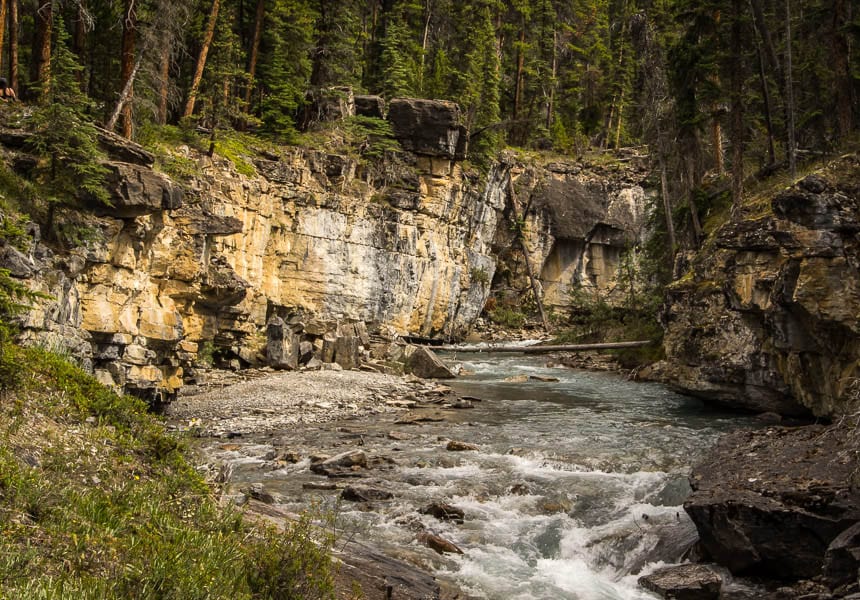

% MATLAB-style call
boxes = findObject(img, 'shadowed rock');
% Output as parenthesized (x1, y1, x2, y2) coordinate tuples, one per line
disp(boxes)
(638, 564, 722, 600)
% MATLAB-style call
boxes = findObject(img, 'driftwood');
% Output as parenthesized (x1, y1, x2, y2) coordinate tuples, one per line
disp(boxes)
(433, 340, 653, 353)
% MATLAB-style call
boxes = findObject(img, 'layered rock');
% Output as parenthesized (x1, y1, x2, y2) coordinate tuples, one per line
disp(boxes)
(659, 156, 860, 417)
(684, 423, 860, 584)
(491, 150, 651, 313)
(4, 100, 656, 399)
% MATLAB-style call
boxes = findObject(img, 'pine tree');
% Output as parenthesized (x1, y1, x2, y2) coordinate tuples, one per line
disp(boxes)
(257, 0, 316, 137)
(28, 16, 109, 211)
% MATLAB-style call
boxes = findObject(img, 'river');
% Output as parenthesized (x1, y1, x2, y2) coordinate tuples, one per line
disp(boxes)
(208, 354, 758, 599)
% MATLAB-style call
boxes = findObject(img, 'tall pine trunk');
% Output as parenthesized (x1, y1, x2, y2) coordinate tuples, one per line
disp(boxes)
(9, 0, 16, 91)
(730, 0, 744, 207)
(157, 43, 169, 124)
(73, 1, 86, 86)
(119, 0, 136, 138)
(0, 0, 8, 73)
(784, 0, 796, 178)
(183, 0, 220, 118)
(243, 0, 264, 106)
(832, 0, 853, 140)
(32, 0, 52, 99)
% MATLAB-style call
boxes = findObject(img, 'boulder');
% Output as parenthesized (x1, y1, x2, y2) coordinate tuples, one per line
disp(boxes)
(341, 485, 394, 502)
(406, 346, 455, 379)
(310, 450, 368, 477)
(266, 316, 300, 370)
(418, 532, 463, 555)
(684, 424, 860, 580)
(420, 502, 465, 524)
(354, 95, 385, 119)
(446, 440, 479, 452)
(104, 161, 183, 216)
(638, 564, 722, 600)
(387, 98, 463, 159)
(334, 335, 361, 370)
(823, 522, 860, 588)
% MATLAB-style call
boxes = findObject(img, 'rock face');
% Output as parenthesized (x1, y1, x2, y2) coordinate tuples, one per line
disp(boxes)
(4, 101, 656, 400)
(684, 424, 860, 581)
(659, 156, 860, 417)
(492, 150, 651, 313)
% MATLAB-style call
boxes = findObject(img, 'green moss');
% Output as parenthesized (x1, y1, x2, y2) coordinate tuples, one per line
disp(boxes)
(213, 131, 262, 178)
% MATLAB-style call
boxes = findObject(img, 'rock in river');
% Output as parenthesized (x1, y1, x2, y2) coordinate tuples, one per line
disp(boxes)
(420, 502, 465, 524)
(341, 485, 394, 503)
(406, 347, 456, 379)
(310, 449, 368, 477)
(638, 564, 722, 600)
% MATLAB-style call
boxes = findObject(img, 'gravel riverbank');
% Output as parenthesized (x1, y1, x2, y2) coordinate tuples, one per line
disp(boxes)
(166, 368, 446, 437)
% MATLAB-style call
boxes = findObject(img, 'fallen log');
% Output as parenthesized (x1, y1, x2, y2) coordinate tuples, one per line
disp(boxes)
(432, 341, 653, 353)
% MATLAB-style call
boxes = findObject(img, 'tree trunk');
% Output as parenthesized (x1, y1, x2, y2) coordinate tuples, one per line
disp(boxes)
(659, 156, 677, 272)
(119, 0, 136, 138)
(614, 93, 624, 149)
(730, 0, 744, 207)
(157, 42, 170, 125)
(32, 0, 52, 99)
(831, 0, 853, 141)
(755, 43, 776, 165)
(784, 0, 796, 178)
(107, 55, 141, 132)
(417, 0, 431, 93)
(513, 24, 525, 121)
(9, 0, 16, 91)
(183, 0, 220, 118)
(73, 1, 87, 87)
(0, 0, 8, 71)
(545, 28, 556, 131)
(243, 0, 264, 106)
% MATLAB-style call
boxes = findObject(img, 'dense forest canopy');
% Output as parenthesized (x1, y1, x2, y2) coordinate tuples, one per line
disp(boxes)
(2, 0, 858, 243)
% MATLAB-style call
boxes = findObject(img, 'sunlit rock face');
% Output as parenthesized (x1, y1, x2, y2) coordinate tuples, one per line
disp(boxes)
(6, 102, 653, 399)
(658, 156, 860, 417)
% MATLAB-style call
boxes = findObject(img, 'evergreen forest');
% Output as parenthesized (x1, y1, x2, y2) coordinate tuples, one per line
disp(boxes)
(7, 0, 858, 175)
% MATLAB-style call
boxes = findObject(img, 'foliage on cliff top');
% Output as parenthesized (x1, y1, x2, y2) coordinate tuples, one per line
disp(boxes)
(0, 342, 337, 599)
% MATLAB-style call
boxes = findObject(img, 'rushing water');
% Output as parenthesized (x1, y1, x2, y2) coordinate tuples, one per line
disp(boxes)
(218, 354, 758, 599)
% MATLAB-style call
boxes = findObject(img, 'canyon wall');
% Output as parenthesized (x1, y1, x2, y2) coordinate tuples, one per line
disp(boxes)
(656, 155, 860, 418)
(3, 100, 649, 399)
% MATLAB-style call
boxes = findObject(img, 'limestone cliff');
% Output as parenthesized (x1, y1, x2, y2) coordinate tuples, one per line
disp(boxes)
(2, 100, 651, 400)
(657, 155, 860, 417)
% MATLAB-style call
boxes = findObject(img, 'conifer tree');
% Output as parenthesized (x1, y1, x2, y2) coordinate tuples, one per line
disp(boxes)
(257, 0, 315, 137)
(28, 16, 109, 212)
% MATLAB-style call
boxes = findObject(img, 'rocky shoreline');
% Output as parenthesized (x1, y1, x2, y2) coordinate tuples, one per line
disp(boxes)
(167, 367, 475, 600)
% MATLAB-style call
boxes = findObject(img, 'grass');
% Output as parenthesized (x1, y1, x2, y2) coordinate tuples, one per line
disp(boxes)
(0, 342, 338, 599)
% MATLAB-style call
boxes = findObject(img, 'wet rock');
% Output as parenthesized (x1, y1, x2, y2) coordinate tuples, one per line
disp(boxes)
(302, 482, 338, 490)
(446, 440, 479, 452)
(445, 400, 474, 409)
(504, 375, 529, 383)
(395, 410, 446, 424)
(406, 347, 455, 379)
(684, 424, 860, 580)
(529, 375, 560, 382)
(823, 522, 860, 588)
(420, 502, 465, 524)
(299, 341, 314, 364)
(509, 483, 532, 496)
(310, 449, 368, 477)
(539, 500, 570, 514)
(638, 564, 722, 600)
(266, 316, 300, 370)
(248, 483, 282, 504)
(341, 485, 394, 502)
(418, 532, 463, 555)
(388, 431, 413, 441)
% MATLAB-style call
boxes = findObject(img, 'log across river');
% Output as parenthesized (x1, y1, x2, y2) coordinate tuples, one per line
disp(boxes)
(431, 340, 653, 353)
